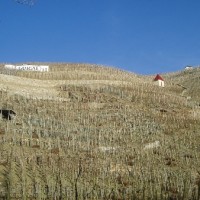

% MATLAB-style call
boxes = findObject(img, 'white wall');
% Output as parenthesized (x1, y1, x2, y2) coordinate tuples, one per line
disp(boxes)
(185, 66, 193, 70)
(158, 80, 164, 87)
(4, 64, 49, 72)
(154, 80, 164, 87)
(4, 64, 16, 69)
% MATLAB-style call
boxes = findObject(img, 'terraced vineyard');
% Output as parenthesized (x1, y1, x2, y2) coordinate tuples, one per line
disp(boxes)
(0, 63, 200, 199)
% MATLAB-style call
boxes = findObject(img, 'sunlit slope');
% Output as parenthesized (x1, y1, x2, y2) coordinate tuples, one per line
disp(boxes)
(165, 67, 200, 102)
(0, 63, 200, 199)
(0, 63, 139, 81)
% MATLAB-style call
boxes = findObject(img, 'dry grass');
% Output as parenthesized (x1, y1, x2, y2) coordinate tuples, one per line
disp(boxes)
(0, 63, 200, 199)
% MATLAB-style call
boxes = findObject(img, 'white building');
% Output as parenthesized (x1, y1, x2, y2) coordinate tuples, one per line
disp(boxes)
(153, 74, 164, 87)
(184, 66, 193, 70)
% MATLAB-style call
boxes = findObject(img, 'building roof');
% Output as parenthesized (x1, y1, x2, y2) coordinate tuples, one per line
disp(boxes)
(154, 74, 164, 81)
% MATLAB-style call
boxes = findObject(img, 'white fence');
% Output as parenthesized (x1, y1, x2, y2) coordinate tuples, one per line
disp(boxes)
(4, 64, 49, 72)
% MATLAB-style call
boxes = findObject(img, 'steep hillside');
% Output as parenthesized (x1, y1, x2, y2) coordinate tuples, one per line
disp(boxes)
(167, 67, 200, 102)
(0, 63, 200, 199)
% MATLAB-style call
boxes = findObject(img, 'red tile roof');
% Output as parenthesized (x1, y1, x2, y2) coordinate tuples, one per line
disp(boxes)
(154, 74, 164, 81)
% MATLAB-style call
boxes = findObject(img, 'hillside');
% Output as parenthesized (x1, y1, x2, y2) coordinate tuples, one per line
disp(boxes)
(0, 63, 200, 200)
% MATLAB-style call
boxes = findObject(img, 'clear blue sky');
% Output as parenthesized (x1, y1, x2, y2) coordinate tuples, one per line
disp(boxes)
(1, 0, 200, 74)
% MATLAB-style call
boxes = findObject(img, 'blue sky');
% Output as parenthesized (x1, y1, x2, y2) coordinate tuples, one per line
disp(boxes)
(1, 0, 200, 74)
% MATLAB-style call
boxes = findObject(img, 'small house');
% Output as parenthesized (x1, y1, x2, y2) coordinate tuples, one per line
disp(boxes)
(153, 74, 164, 87)
(184, 66, 193, 70)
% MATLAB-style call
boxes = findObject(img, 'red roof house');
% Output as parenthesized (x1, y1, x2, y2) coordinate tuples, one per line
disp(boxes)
(153, 74, 164, 87)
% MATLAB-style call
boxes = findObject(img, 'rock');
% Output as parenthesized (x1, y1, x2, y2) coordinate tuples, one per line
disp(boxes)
(144, 141, 160, 150)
